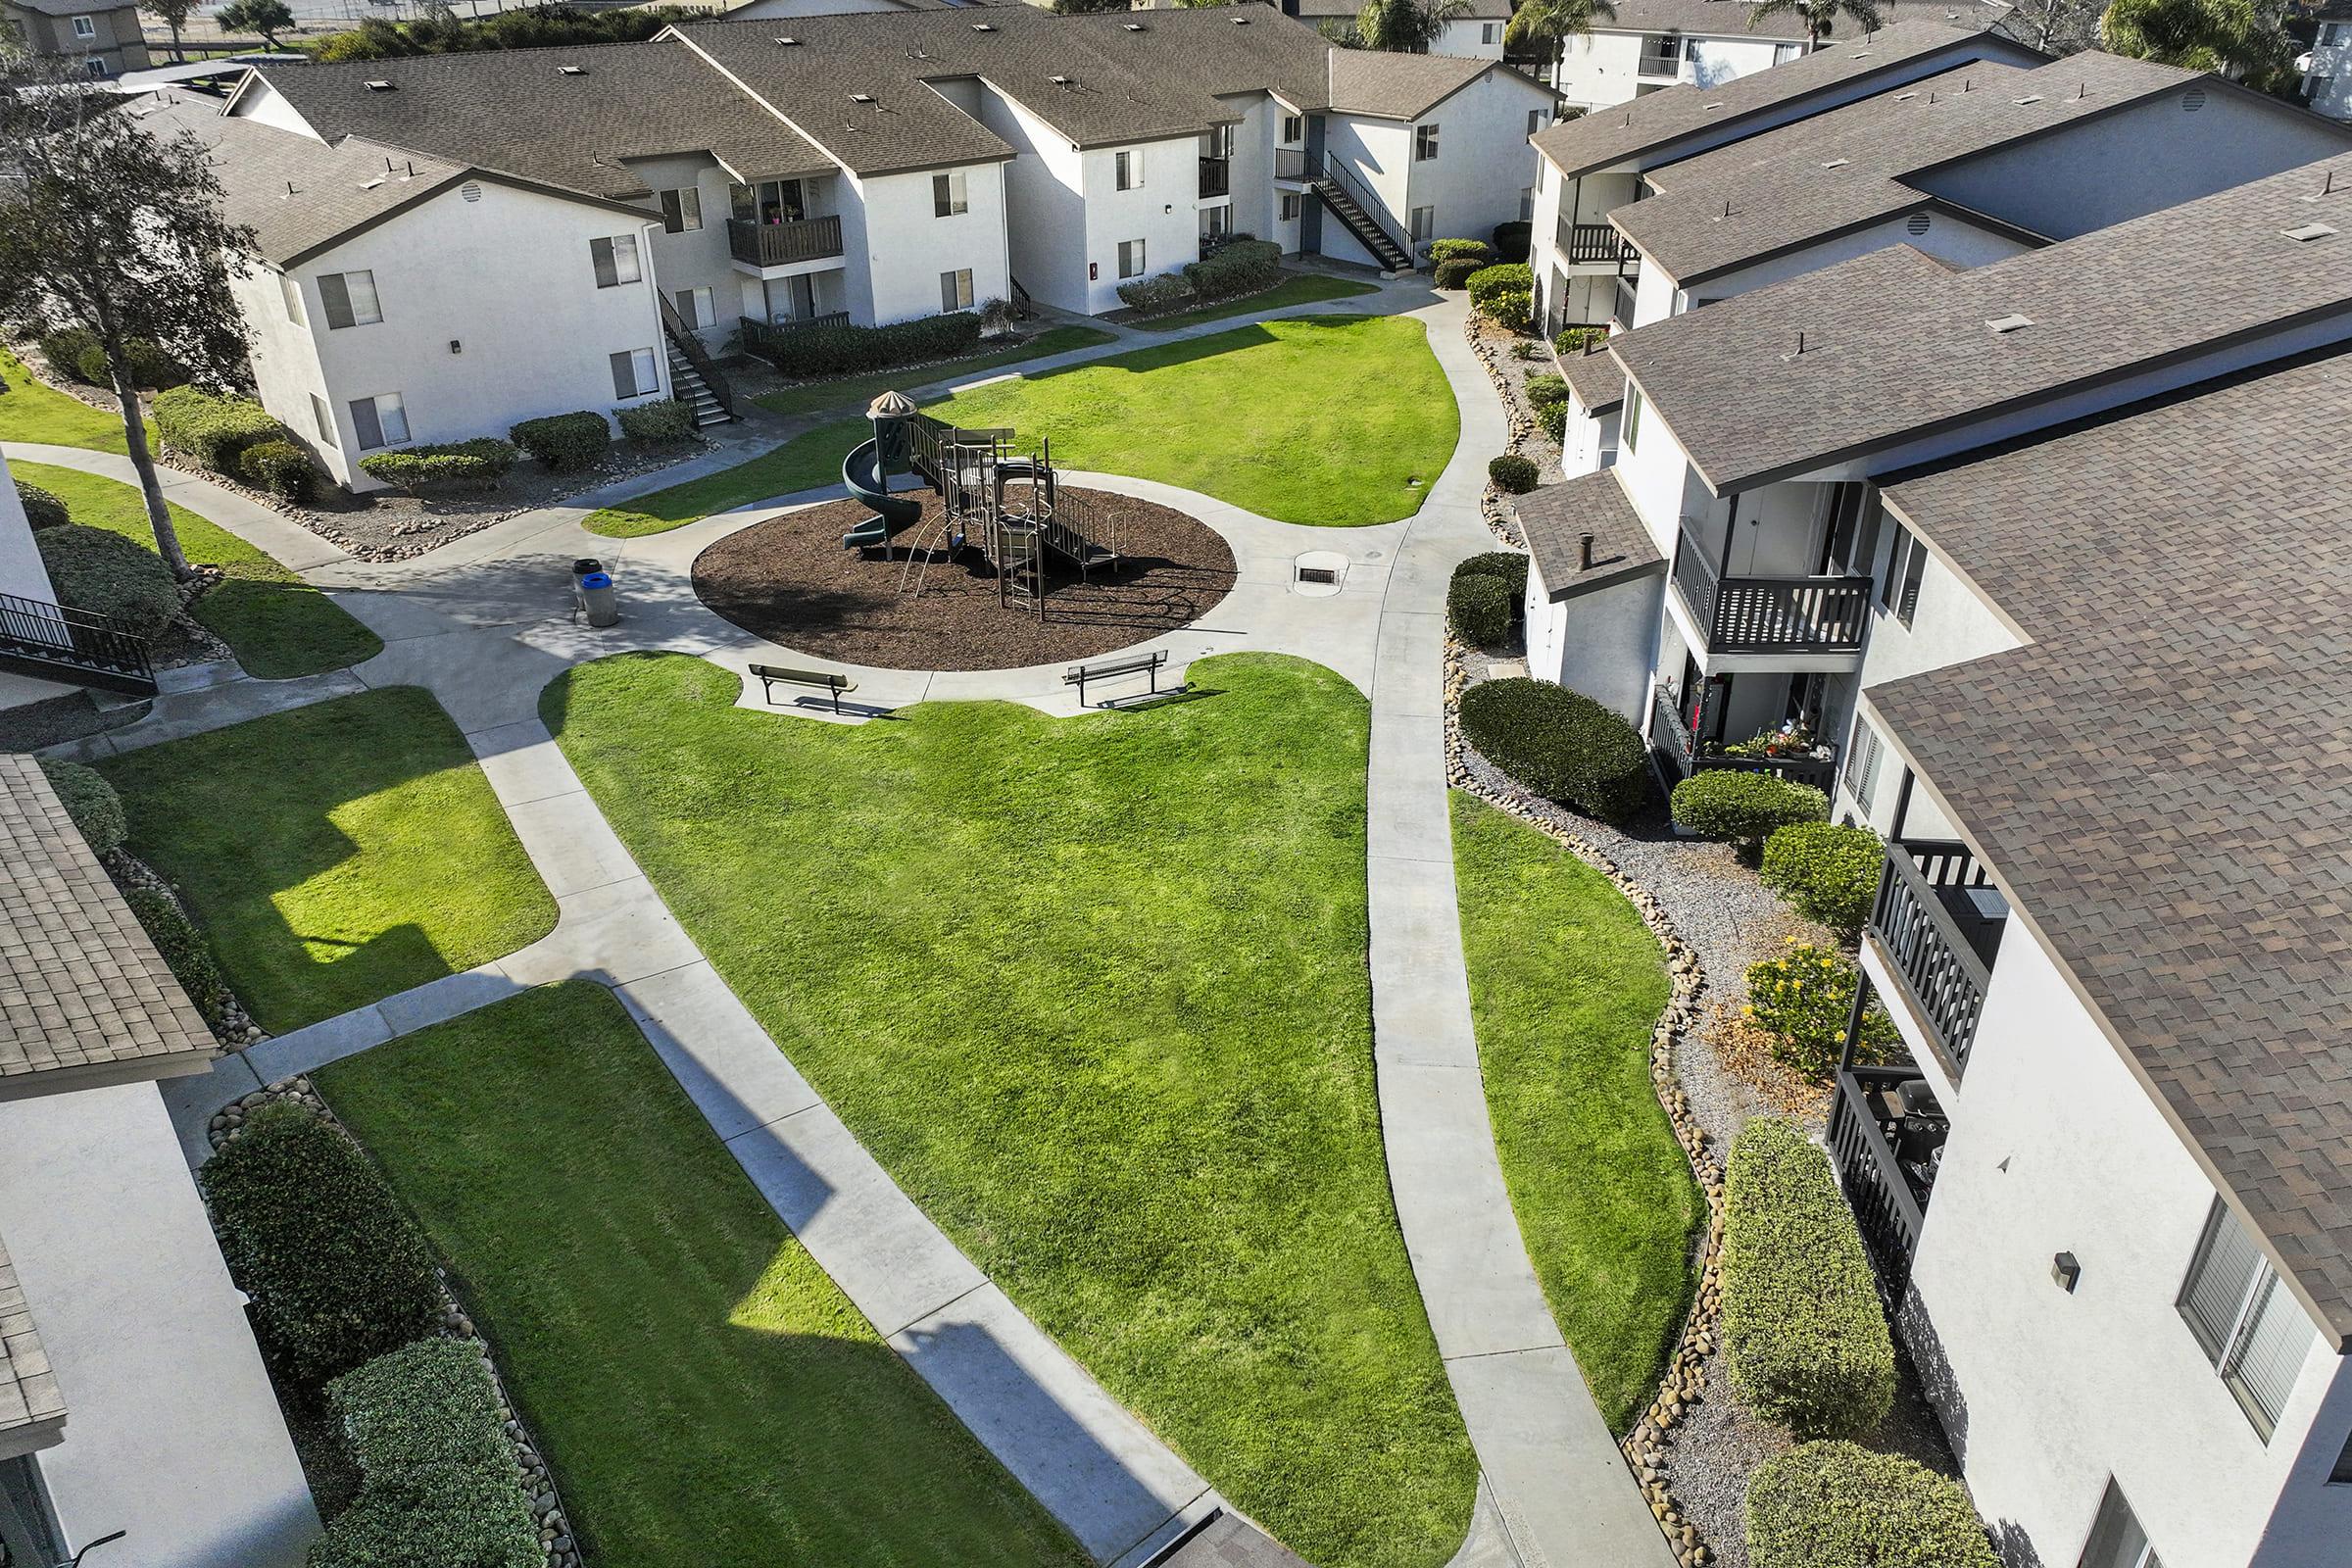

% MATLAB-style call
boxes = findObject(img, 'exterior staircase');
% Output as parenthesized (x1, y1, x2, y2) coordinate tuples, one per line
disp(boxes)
(658, 296, 738, 429)
(1309, 175, 1412, 274)
(0, 591, 157, 697)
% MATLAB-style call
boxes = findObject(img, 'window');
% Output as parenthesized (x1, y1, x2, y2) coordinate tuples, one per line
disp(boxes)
(1204, 122, 1234, 159)
(1281, 114, 1303, 144)
(1115, 150, 1143, 190)
(933, 171, 968, 218)
(1117, 238, 1146, 278)
(1842, 713, 1884, 808)
(1527, 109, 1544, 137)
(279, 271, 305, 326)
(1621, 380, 1642, 453)
(1880, 521, 1928, 627)
(71, 14, 95, 37)
(1280, 192, 1302, 221)
(1775, 42, 1803, 63)
(1518, 186, 1534, 221)
(349, 392, 408, 452)
(676, 285, 713, 329)
(610, 346, 661, 400)
(310, 393, 333, 444)
(2321, 21, 2344, 44)
(1200, 205, 1230, 242)
(1414, 123, 1440, 162)
(2330, 1428, 2352, 1486)
(83, 56, 104, 77)
(1481, 22, 1500, 43)
(590, 233, 642, 288)
(318, 270, 382, 329)
(940, 268, 974, 312)
(2077, 1482, 2162, 1568)
(1409, 205, 1434, 244)
(659, 187, 702, 234)
(2179, 1198, 2318, 1439)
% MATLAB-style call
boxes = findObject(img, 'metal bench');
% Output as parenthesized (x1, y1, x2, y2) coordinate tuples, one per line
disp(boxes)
(1063, 649, 1167, 709)
(751, 662, 858, 714)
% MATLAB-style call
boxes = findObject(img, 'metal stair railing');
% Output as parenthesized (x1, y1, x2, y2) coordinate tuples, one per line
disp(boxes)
(0, 591, 155, 691)
(1298, 149, 1412, 267)
(658, 294, 736, 420)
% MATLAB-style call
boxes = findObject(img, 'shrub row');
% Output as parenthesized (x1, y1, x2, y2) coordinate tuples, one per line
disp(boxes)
(1458, 676, 1646, 822)
(753, 311, 982, 380)
(15, 480, 70, 530)
(1483, 288, 1533, 333)
(1487, 453, 1539, 494)
(239, 439, 318, 504)
(1183, 239, 1282, 302)
(508, 411, 610, 473)
(312, 1340, 541, 1568)
(199, 1101, 443, 1383)
(1447, 573, 1511, 647)
(36, 524, 179, 639)
(1457, 549, 1529, 607)
(615, 398, 699, 444)
(153, 385, 292, 477)
(1523, 372, 1568, 413)
(1669, 769, 1827, 844)
(1116, 273, 1196, 313)
(1433, 257, 1483, 291)
(1760, 821, 1882, 931)
(1720, 1118, 1895, 1440)
(1538, 400, 1567, 443)
(1465, 263, 1532, 311)
(122, 883, 235, 1029)
(359, 438, 516, 494)
(1747, 1441, 1997, 1568)
(38, 758, 125, 857)
(1491, 220, 1532, 264)
(1429, 237, 1492, 265)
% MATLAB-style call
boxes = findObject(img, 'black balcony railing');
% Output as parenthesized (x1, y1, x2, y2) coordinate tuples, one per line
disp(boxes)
(1869, 840, 2000, 1079)
(1274, 147, 1311, 180)
(1610, 273, 1639, 331)
(1672, 521, 1873, 655)
(1649, 683, 1839, 792)
(728, 215, 844, 268)
(1829, 1065, 1943, 1292)
(1199, 156, 1232, 198)
(0, 589, 154, 692)
(1638, 40, 1686, 74)
(1554, 220, 1636, 265)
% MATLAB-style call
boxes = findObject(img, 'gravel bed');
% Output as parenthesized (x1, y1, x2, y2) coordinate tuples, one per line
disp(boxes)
(691, 487, 1236, 670)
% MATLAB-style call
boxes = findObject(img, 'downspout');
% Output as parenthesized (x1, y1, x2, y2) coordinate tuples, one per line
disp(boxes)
(640, 217, 669, 401)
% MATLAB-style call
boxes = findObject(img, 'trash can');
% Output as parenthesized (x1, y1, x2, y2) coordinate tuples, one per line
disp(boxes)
(577, 569, 619, 628)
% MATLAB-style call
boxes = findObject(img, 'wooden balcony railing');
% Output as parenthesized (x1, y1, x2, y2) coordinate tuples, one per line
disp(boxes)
(1869, 840, 1998, 1079)
(1638, 44, 1686, 75)
(1829, 1066, 1936, 1293)
(1555, 220, 1636, 265)
(1200, 156, 1232, 198)
(728, 215, 844, 268)
(1649, 683, 1839, 792)
(1672, 521, 1873, 655)
(1274, 147, 1312, 180)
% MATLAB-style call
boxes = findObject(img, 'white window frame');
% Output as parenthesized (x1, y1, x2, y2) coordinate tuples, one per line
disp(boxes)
(1413, 123, 1440, 162)
(2178, 1198, 2318, 1440)
(591, 233, 642, 288)
(940, 268, 974, 313)
(1281, 114, 1303, 144)
(310, 393, 334, 445)
(610, 346, 661, 401)
(1622, 380, 1643, 452)
(1280, 192, 1302, 222)
(1842, 711, 1884, 810)
(659, 187, 702, 234)
(1481, 22, 1500, 43)
(1115, 149, 1143, 191)
(933, 170, 969, 218)
(279, 270, 305, 326)
(318, 270, 382, 330)
(71, 14, 95, 38)
(1409, 205, 1434, 244)
(676, 285, 713, 330)
(350, 391, 408, 452)
(1518, 187, 1534, 222)
(1117, 238, 1146, 279)
(2076, 1481, 2162, 1568)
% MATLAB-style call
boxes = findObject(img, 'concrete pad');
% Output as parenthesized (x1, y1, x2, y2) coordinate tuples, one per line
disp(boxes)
(239, 1004, 393, 1084)
(501, 875, 703, 986)
(75, 669, 367, 758)
(373, 966, 524, 1039)
(616, 962, 821, 1140)
(725, 1107, 987, 1337)
(891, 1284, 1213, 1566)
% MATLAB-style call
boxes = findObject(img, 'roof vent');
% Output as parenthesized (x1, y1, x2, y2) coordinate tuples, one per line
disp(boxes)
(774, 34, 799, 45)
(2012, 94, 2041, 105)
(1123, 20, 1145, 27)
(1906, 211, 1932, 235)
(1822, 157, 1850, 169)
(1702, 100, 1724, 112)
(850, 91, 876, 103)
(2281, 220, 2338, 242)
(1985, 313, 2034, 333)
(1893, 90, 1918, 101)
(364, 78, 394, 90)
(1050, 74, 1071, 83)
(970, 20, 994, 28)
(2183, 86, 2207, 111)
(359, 175, 384, 190)
(557, 64, 586, 74)
(461, 181, 482, 202)
(1231, 14, 1250, 21)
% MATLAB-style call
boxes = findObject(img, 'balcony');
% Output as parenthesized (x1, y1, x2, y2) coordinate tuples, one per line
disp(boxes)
(1638, 39, 1688, 76)
(1554, 220, 1636, 266)
(1671, 521, 1873, 656)
(1650, 683, 1838, 792)
(728, 215, 844, 269)
(1200, 156, 1232, 199)
(1610, 273, 1638, 331)
(0, 589, 155, 696)
(1828, 1065, 1947, 1292)
(1869, 840, 2005, 1079)
(1274, 147, 1312, 181)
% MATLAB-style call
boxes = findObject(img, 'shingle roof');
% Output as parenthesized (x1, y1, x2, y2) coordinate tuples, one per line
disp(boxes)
(1325, 48, 1496, 120)
(1610, 151, 2352, 494)
(1617, 53, 2205, 284)
(1518, 467, 1661, 599)
(1533, 19, 2033, 180)
(1559, 340, 1624, 411)
(1868, 345, 2352, 1344)
(0, 754, 216, 1090)
(0, 1227, 65, 1457)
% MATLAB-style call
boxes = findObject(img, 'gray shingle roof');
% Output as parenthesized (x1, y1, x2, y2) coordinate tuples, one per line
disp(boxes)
(0, 1227, 66, 1457)
(0, 754, 216, 1090)
(1869, 345, 2352, 1344)
(1518, 466, 1661, 599)
(1325, 48, 1498, 120)
(1610, 151, 2352, 494)
(1559, 340, 1624, 411)
(1533, 19, 2034, 180)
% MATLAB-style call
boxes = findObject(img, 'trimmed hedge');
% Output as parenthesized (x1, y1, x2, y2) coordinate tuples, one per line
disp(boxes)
(1457, 550, 1529, 609)
(199, 1102, 442, 1383)
(15, 480, 70, 530)
(1523, 372, 1568, 412)
(360, 438, 517, 493)
(38, 758, 126, 856)
(508, 411, 610, 473)
(753, 311, 982, 380)
(1747, 1442, 1997, 1568)
(1433, 257, 1483, 291)
(334, 1339, 511, 1479)
(122, 883, 234, 1028)
(1183, 239, 1282, 302)
(1721, 1119, 1895, 1439)
(37, 524, 179, 639)
(1118, 273, 1195, 313)
(1429, 237, 1493, 265)
(239, 439, 318, 504)
(1488, 454, 1539, 494)
(1458, 676, 1647, 822)
(1465, 263, 1533, 311)
(1670, 769, 1828, 844)
(1761, 822, 1882, 931)
(615, 398, 699, 444)
(152, 386, 291, 477)
(1492, 220, 1532, 264)
(1538, 400, 1567, 443)
(1448, 572, 1511, 647)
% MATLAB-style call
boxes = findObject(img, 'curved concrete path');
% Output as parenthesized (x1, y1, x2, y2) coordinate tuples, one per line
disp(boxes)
(6, 285, 1670, 1568)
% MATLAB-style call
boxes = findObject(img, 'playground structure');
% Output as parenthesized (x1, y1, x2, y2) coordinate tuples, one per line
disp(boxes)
(840, 391, 1120, 621)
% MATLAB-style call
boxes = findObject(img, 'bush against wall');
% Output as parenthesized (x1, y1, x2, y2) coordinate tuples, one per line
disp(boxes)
(1433, 257, 1483, 291)
(1720, 1118, 1895, 1439)
(1182, 239, 1282, 302)
(1743, 941, 1895, 1082)
(614, 398, 699, 444)
(1117, 274, 1196, 314)
(1456, 550, 1529, 610)
(1669, 770, 1828, 845)
(1429, 238, 1493, 266)
(507, 411, 611, 473)
(1522, 372, 1568, 414)
(37, 758, 126, 856)
(238, 439, 318, 504)
(36, 524, 180, 639)
(1465, 263, 1533, 311)
(122, 883, 235, 1028)
(1538, 400, 1567, 443)
(15, 480, 70, 530)
(359, 439, 517, 495)
(74, 337, 185, 391)
(152, 386, 292, 477)
(199, 1102, 442, 1383)
(1483, 289, 1533, 333)
(1458, 676, 1647, 822)
(1491, 220, 1532, 264)
(1746, 1441, 1997, 1568)
(1487, 454, 1538, 494)
(753, 312, 983, 381)
(1760, 822, 1882, 931)
(1448, 572, 1512, 647)
(37, 325, 99, 381)
(1555, 326, 1607, 356)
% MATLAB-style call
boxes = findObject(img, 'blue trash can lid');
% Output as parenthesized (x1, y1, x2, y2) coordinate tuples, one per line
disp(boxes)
(579, 571, 612, 590)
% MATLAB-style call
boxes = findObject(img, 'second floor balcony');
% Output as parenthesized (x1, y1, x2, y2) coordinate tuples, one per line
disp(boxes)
(1555, 219, 1637, 266)
(1650, 682, 1838, 792)
(1200, 156, 1232, 199)
(1868, 839, 2006, 1080)
(1829, 1064, 1948, 1292)
(1671, 519, 1873, 658)
(728, 214, 845, 270)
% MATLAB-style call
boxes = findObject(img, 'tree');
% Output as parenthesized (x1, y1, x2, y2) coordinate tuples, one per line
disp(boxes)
(1354, 0, 1471, 52)
(0, 52, 258, 578)
(1744, 0, 1881, 47)
(1992, 0, 2105, 51)
(215, 0, 297, 49)
(139, 0, 194, 62)
(2099, 0, 2295, 84)
(1505, 0, 1618, 66)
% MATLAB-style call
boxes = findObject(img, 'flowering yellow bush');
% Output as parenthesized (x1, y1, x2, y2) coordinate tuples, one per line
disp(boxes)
(1741, 940, 1896, 1081)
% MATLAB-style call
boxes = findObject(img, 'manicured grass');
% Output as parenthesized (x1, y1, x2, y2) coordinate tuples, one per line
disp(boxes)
(586, 315, 1456, 536)
(751, 324, 1118, 417)
(15, 462, 379, 678)
(101, 688, 557, 1031)
(544, 652, 1476, 1568)
(0, 345, 127, 452)
(319, 981, 1086, 1568)
(1136, 273, 1379, 331)
(1450, 794, 1702, 1433)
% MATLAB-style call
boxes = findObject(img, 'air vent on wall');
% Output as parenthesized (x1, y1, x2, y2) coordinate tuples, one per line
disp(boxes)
(461, 181, 482, 203)
(2183, 86, 2207, 111)
(1906, 212, 1932, 235)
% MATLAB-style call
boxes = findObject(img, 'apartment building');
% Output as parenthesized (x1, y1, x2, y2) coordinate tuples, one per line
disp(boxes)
(0, 0, 149, 78)
(1270, 0, 1515, 57)
(0, 741, 315, 1567)
(2300, 2, 2352, 120)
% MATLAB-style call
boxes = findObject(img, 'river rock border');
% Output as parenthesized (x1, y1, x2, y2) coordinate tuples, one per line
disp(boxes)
(210, 1080, 582, 1568)
(1442, 636, 1725, 1568)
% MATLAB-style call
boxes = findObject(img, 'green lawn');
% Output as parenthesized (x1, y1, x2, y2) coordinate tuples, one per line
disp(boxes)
(101, 687, 557, 1031)
(544, 652, 1476, 1568)
(0, 345, 127, 452)
(752, 325, 1117, 417)
(15, 462, 379, 679)
(1137, 273, 1379, 331)
(586, 315, 1456, 537)
(319, 982, 1086, 1568)
(1450, 794, 1702, 1432)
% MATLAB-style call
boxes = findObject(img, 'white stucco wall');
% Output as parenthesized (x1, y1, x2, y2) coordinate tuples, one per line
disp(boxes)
(1688, 210, 2034, 301)
(2303, 22, 2352, 120)
(630, 152, 755, 348)
(1561, 391, 1620, 476)
(1393, 70, 1555, 252)
(1527, 566, 1662, 721)
(1323, 114, 1412, 245)
(1554, 29, 1795, 112)
(1078, 136, 1204, 315)
(1434, 16, 1507, 59)
(976, 84, 1092, 313)
(1222, 93, 1280, 242)
(0, 450, 76, 712)
(1628, 251, 1679, 325)
(0, 1083, 318, 1568)
(852, 163, 1011, 325)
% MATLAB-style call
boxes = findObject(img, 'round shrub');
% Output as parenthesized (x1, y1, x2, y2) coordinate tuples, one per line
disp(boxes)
(1523, 371, 1568, 412)
(1448, 572, 1511, 647)
(37, 758, 125, 857)
(36, 524, 179, 640)
(508, 410, 611, 472)
(1491, 219, 1533, 263)
(1459, 677, 1647, 822)
(359, 438, 517, 494)
(1434, 257, 1483, 290)
(37, 325, 100, 381)
(1488, 454, 1539, 494)
(15, 480, 70, 530)
(239, 439, 318, 504)
(1484, 288, 1533, 333)
(1747, 1442, 1997, 1568)
(1670, 769, 1828, 844)
(1761, 821, 1882, 931)
(1510, 341, 1541, 362)
(1429, 237, 1493, 265)
(1465, 262, 1533, 310)
(1743, 940, 1894, 1081)
(1721, 1119, 1896, 1440)
(1456, 550, 1530, 608)
(151, 386, 289, 476)
(1538, 400, 1568, 443)
(615, 397, 700, 444)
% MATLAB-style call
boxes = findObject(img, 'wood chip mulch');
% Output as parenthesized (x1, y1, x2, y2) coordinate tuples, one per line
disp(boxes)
(690, 488, 1238, 672)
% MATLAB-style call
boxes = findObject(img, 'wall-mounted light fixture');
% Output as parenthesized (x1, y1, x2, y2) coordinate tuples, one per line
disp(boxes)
(2051, 1251, 2082, 1293)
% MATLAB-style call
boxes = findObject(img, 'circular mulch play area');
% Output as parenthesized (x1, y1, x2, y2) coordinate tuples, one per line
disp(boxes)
(691, 487, 1239, 671)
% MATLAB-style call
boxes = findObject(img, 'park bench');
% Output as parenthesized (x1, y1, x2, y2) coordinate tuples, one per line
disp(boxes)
(1063, 649, 1168, 709)
(751, 663, 858, 714)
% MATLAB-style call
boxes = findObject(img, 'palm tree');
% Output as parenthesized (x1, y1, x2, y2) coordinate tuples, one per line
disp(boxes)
(1745, 0, 1882, 47)
(1354, 0, 1471, 53)
(1505, 0, 1618, 71)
